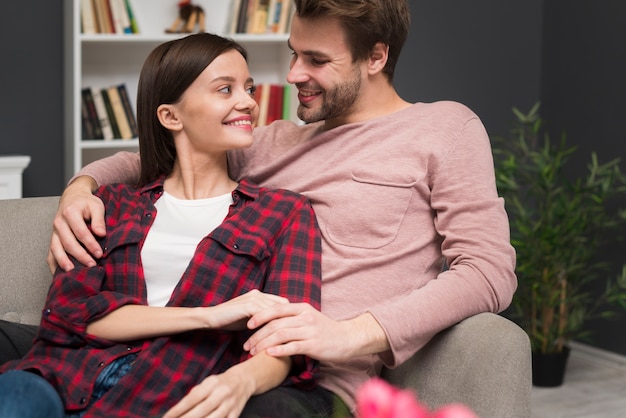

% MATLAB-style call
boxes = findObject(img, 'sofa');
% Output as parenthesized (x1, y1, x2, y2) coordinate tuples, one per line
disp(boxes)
(0, 196, 532, 417)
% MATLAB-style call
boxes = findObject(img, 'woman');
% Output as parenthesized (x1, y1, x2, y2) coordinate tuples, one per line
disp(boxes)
(0, 33, 321, 418)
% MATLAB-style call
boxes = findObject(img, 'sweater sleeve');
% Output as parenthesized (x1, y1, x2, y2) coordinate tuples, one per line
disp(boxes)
(69, 151, 141, 187)
(369, 113, 517, 367)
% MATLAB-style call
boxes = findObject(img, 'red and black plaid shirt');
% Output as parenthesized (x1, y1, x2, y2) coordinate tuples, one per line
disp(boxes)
(1, 177, 321, 417)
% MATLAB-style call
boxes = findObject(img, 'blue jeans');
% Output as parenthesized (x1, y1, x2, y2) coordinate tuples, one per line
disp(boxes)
(0, 370, 64, 418)
(0, 353, 136, 418)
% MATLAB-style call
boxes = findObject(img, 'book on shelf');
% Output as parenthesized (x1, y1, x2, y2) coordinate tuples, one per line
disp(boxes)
(93, 0, 113, 34)
(109, 0, 132, 34)
(124, 0, 139, 34)
(100, 88, 122, 138)
(80, 0, 98, 34)
(254, 83, 287, 127)
(116, 83, 138, 138)
(106, 85, 134, 140)
(231, 0, 293, 34)
(90, 87, 114, 140)
(81, 88, 104, 140)
(81, 0, 138, 34)
(282, 84, 291, 120)
(81, 91, 96, 139)
(82, 83, 137, 141)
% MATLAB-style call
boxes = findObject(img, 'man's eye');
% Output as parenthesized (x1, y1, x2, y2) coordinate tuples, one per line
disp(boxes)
(312, 59, 328, 66)
(218, 86, 232, 93)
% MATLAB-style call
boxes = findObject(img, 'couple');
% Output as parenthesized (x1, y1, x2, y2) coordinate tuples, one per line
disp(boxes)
(0, 0, 517, 417)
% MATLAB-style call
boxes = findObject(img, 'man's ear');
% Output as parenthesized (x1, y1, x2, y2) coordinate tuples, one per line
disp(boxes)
(157, 104, 182, 131)
(368, 42, 389, 75)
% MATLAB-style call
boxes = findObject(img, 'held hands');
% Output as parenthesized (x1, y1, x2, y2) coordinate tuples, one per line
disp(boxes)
(243, 303, 390, 362)
(47, 176, 106, 273)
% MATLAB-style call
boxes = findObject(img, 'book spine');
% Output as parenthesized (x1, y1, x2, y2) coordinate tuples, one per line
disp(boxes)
(81, 92, 95, 139)
(107, 86, 133, 139)
(277, 0, 292, 33)
(256, 83, 271, 127)
(81, 88, 103, 139)
(266, 84, 283, 125)
(228, 0, 242, 33)
(236, 0, 250, 33)
(267, 0, 281, 33)
(117, 84, 138, 138)
(117, 0, 132, 34)
(102, 0, 115, 33)
(282, 84, 290, 120)
(93, 0, 108, 33)
(81, 0, 98, 34)
(101, 88, 122, 139)
(124, 0, 139, 34)
(107, 0, 125, 34)
(91, 87, 114, 140)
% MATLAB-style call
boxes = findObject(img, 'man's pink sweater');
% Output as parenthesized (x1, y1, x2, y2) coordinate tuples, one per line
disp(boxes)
(81, 101, 517, 410)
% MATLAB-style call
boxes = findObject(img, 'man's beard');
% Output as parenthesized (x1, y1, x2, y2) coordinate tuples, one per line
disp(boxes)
(297, 65, 362, 124)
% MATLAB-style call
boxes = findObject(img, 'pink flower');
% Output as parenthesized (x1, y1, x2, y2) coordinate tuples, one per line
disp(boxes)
(431, 404, 479, 418)
(355, 378, 478, 418)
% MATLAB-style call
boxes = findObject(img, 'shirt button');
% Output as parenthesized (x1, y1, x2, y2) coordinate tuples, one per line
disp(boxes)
(98, 362, 105, 367)
(44, 309, 51, 316)
(146, 213, 152, 218)
(80, 397, 87, 404)
(233, 244, 239, 249)
(103, 246, 108, 252)
(127, 347, 132, 351)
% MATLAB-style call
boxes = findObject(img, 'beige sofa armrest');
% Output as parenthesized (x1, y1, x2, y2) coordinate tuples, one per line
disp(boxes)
(382, 312, 532, 418)
(0, 196, 59, 325)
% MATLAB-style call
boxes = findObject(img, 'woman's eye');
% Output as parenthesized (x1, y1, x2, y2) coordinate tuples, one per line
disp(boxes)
(247, 85, 257, 95)
(218, 86, 232, 94)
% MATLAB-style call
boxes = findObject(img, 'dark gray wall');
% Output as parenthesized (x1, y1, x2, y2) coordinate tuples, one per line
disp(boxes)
(540, 0, 626, 355)
(4, 0, 626, 355)
(395, 0, 544, 138)
(0, 0, 65, 197)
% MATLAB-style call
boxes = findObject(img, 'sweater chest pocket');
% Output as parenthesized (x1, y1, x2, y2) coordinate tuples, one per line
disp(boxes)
(324, 171, 416, 249)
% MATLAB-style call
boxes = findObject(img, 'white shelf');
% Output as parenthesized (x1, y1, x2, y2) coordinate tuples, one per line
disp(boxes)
(80, 33, 290, 44)
(0, 155, 31, 199)
(64, 0, 296, 181)
(80, 140, 139, 149)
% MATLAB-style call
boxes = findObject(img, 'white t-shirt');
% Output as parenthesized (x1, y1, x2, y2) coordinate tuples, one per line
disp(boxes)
(141, 191, 233, 307)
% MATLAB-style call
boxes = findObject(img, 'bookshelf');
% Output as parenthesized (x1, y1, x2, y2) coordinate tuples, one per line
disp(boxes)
(63, 0, 297, 181)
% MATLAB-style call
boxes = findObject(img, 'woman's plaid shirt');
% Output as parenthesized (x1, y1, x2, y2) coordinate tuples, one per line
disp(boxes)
(0, 177, 321, 416)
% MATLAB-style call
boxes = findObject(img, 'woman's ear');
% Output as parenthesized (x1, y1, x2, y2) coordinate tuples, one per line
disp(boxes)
(156, 104, 182, 131)
(368, 42, 389, 75)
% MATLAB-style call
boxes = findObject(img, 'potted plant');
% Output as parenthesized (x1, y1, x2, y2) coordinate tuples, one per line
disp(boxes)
(491, 102, 626, 387)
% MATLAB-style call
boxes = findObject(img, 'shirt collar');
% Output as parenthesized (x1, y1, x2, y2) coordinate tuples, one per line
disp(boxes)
(138, 175, 260, 202)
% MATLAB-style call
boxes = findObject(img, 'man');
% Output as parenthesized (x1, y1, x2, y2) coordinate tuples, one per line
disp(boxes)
(7, 0, 517, 416)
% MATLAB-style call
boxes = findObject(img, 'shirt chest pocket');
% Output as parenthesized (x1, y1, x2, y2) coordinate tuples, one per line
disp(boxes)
(324, 171, 416, 249)
(209, 228, 271, 261)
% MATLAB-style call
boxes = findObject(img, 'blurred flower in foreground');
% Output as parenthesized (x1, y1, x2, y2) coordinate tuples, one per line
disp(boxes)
(355, 378, 479, 418)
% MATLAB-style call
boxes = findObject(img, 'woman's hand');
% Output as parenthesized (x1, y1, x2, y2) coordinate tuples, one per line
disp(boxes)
(162, 370, 253, 418)
(206, 289, 289, 330)
(163, 352, 290, 418)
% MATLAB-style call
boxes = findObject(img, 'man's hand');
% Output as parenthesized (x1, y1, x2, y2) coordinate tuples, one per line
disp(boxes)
(47, 176, 105, 273)
(243, 303, 391, 362)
